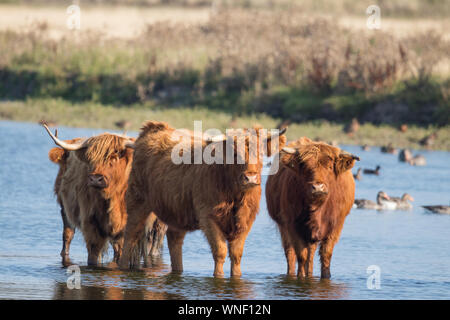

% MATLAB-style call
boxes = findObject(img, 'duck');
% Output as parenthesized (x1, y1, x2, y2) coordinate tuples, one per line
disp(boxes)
(399, 149, 426, 166)
(419, 132, 437, 149)
(381, 143, 397, 154)
(422, 206, 450, 215)
(390, 193, 414, 210)
(399, 149, 412, 162)
(408, 155, 426, 166)
(361, 144, 371, 151)
(363, 165, 381, 175)
(114, 120, 131, 130)
(353, 168, 362, 181)
(354, 191, 395, 210)
(377, 191, 398, 210)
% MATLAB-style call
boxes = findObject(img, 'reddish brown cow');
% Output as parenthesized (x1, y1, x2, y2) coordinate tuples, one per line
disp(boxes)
(119, 121, 286, 276)
(266, 137, 359, 279)
(41, 122, 166, 266)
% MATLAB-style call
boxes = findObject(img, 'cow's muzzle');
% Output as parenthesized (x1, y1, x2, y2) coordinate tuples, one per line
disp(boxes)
(311, 183, 328, 196)
(241, 173, 260, 187)
(87, 174, 108, 189)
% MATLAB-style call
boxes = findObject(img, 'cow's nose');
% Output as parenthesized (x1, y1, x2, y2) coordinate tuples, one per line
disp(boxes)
(311, 183, 327, 193)
(243, 174, 260, 186)
(88, 174, 107, 188)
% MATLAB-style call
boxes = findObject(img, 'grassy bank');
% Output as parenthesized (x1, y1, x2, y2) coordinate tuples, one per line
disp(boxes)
(0, 9, 449, 127)
(1, 98, 449, 150)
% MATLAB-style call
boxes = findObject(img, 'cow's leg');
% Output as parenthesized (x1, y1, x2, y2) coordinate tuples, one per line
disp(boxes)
(86, 236, 108, 266)
(59, 206, 75, 266)
(200, 218, 227, 277)
(227, 228, 251, 277)
(81, 215, 108, 266)
(149, 219, 168, 258)
(319, 222, 345, 279)
(305, 243, 318, 277)
(319, 239, 334, 279)
(166, 228, 186, 273)
(289, 229, 308, 278)
(278, 225, 296, 276)
(111, 236, 124, 264)
(119, 207, 152, 269)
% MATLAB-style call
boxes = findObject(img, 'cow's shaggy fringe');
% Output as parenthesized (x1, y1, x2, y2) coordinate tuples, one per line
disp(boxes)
(85, 134, 126, 165)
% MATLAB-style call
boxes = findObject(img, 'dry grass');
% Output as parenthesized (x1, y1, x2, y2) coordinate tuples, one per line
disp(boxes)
(0, 4, 212, 39)
(0, 4, 448, 128)
(0, 3, 449, 40)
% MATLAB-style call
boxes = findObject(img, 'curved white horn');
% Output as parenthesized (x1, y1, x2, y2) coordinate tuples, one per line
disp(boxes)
(265, 127, 287, 141)
(205, 134, 227, 143)
(124, 140, 135, 149)
(40, 121, 86, 151)
(281, 147, 297, 154)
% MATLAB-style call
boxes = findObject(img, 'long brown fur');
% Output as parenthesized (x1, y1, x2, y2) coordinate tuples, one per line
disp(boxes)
(47, 132, 167, 266)
(266, 137, 358, 279)
(120, 120, 286, 276)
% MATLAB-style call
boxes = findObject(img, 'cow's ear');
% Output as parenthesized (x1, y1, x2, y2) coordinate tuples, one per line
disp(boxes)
(48, 147, 66, 164)
(279, 147, 300, 173)
(335, 153, 360, 175)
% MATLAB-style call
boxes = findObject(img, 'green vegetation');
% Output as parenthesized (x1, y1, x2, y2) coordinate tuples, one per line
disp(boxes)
(1, 98, 449, 150)
(0, 4, 449, 149)
(0, 11, 449, 126)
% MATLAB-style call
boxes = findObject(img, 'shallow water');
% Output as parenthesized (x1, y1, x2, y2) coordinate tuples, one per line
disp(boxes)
(0, 120, 449, 300)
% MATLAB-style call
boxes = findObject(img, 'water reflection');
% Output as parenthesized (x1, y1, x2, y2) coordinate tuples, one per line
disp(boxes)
(264, 275, 350, 300)
(52, 261, 256, 300)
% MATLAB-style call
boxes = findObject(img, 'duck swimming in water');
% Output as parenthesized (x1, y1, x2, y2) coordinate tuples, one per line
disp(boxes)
(363, 165, 381, 175)
(422, 206, 450, 215)
(354, 191, 395, 210)
(390, 193, 414, 210)
(381, 143, 397, 154)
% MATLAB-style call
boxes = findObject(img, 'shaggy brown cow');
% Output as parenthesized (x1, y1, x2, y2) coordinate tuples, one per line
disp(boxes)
(119, 121, 286, 277)
(41, 122, 166, 266)
(266, 137, 359, 279)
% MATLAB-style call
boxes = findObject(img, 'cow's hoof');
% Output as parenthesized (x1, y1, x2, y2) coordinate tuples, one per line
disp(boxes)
(321, 270, 331, 279)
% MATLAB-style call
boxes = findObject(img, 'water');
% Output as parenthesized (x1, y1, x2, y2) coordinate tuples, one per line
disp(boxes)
(0, 120, 449, 300)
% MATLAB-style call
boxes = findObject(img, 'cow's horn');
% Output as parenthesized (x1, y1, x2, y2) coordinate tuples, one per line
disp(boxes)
(281, 147, 297, 154)
(124, 140, 135, 149)
(263, 127, 287, 142)
(340, 151, 360, 161)
(40, 121, 86, 151)
(205, 134, 227, 142)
